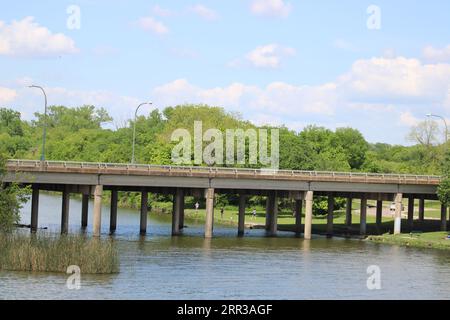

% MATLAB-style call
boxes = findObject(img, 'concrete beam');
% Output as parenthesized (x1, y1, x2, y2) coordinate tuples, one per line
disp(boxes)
(110, 189, 118, 233)
(345, 198, 352, 227)
(418, 197, 425, 222)
(172, 188, 184, 236)
(265, 193, 274, 231)
(61, 186, 70, 234)
(31, 187, 39, 233)
(394, 193, 403, 235)
(81, 194, 89, 228)
(269, 192, 278, 237)
(205, 188, 215, 238)
(295, 199, 302, 235)
(360, 196, 367, 236)
(140, 191, 148, 235)
(408, 197, 414, 230)
(376, 200, 383, 229)
(304, 191, 313, 240)
(327, 193, 334, 236)
(93, 185, 103, 237)
(238, 194, 246, 237)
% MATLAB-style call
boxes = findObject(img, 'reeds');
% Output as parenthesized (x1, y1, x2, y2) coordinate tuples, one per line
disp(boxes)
(0, 232, 119, 274)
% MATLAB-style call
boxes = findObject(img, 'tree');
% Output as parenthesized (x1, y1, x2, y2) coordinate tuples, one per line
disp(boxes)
(334, 127, 369, 169)
(407, 120, 440, 147)
(0, 154, 28, 232)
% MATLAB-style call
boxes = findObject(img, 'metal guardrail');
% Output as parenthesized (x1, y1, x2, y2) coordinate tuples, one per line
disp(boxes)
(5, 159, 441, 184)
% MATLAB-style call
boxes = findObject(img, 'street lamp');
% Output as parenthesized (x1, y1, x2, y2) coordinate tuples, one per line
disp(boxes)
(131, 102, 152, 164)
(426, 113, 448, 143)
(29, 85, 48, 161)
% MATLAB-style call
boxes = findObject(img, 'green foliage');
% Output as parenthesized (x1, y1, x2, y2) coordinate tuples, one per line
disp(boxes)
(313, 197, 346, 216)
(437, 178, 450, 207)
(0, 155, 29, 232)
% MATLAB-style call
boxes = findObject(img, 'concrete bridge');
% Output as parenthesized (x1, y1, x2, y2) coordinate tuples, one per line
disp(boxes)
(3, 159, 446, 239)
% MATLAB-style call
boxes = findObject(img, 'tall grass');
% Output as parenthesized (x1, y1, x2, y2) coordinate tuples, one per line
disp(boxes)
(0, 232, 119, 274)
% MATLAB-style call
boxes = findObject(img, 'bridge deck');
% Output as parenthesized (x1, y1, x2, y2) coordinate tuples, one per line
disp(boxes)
(5, 159, 441, 185)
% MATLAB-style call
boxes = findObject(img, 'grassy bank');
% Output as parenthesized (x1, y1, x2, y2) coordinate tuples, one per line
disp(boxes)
(367, 232, 450, 250)
(0, 233, 119, 274)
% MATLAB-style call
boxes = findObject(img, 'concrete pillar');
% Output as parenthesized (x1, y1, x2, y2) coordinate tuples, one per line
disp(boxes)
(205, 188, 215, 238)
(61, 186, 70, 234)
(360, 196, 367, 236)
(269, 192, 278, 237)
(418, 198, 425, 222)
(304, 191, 314, 240)
(265, 194, 273, 231)
(31, 187, 39, 233)
(110, 189, 118, 233)
(327, 193, 334, 236)
(407, 197, 414, 230)
(345, 198, 352, 227)
(376, 200, 383, 228)
(179, 194, 185, 230)
(441, 204, 447, 231)
(81, 194, 89, 228)
(394, 193, 403, 235)
(140, 191, 148, 235)
(93, 185, 103, 237)
(172, 188, 184, 236)
(238, 194, 246, 237)
(295, 199, 302, 234)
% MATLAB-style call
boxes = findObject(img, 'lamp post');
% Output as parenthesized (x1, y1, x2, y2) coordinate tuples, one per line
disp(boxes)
(29, 85, 48, 161)
(131, 102, 152, 164)
(426, 113, 448, 144)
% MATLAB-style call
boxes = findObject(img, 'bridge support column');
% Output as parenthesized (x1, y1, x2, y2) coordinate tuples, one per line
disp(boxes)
(81, 194, 89, 228)
(360, 196, 367, 235)
(269, 192, 278, 237)
(61, 186, 70, 234)
(418, 197, 425, 222)
(110, 189, 118, 233)
(295, 199, 302, 235)
(394, 193, 403, 235)
(140, 191, 148, 235)
(408, 197, 414, 231)
(179, 194, 185, 230)
(441, 204, 447, 231)
(376, 200, 383, 230)
(304, 191, 313, 240)
(265, 193, 274, 231)
(345, 198, 352, 228)
(327, 193, 334, 237)
(205, 188, 215, 238)
(93, 185, 103, 237)
(238, 194, 246, 237)
(31, 187, 39, 233)
(172, 188, 184, 236)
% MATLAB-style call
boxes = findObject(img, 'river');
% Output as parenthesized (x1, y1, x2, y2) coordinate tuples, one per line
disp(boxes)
(1, 194, 450, 299)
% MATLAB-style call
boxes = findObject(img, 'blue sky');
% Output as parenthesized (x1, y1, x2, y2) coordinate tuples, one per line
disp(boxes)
(1, 0, 450, 144)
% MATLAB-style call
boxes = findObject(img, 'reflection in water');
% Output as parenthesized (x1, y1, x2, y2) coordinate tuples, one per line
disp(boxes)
(0, 193, 449, 299)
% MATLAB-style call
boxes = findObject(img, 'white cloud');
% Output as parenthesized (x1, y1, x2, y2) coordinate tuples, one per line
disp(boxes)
(0, 17, 78, 57)
(152, 5, 174, 17)
(189, 4, 218, 21)
(137, 16, 169, 35)
(423, 45, 450, 63)
(0, 87, 17, 105)
(250, 0, 292, 18)
(399, 111, 420, 127)
(230, 44, 296, 68)
(333, 39, 359, 52)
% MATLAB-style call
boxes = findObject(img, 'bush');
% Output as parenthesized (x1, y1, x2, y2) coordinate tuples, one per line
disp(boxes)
(0, 155, 29, 232)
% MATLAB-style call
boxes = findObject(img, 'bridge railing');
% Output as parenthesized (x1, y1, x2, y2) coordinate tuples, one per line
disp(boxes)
(6, 159, 441, 184)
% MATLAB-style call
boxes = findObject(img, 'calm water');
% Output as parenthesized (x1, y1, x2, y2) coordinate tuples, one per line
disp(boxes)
(1, 194, 450, 299)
